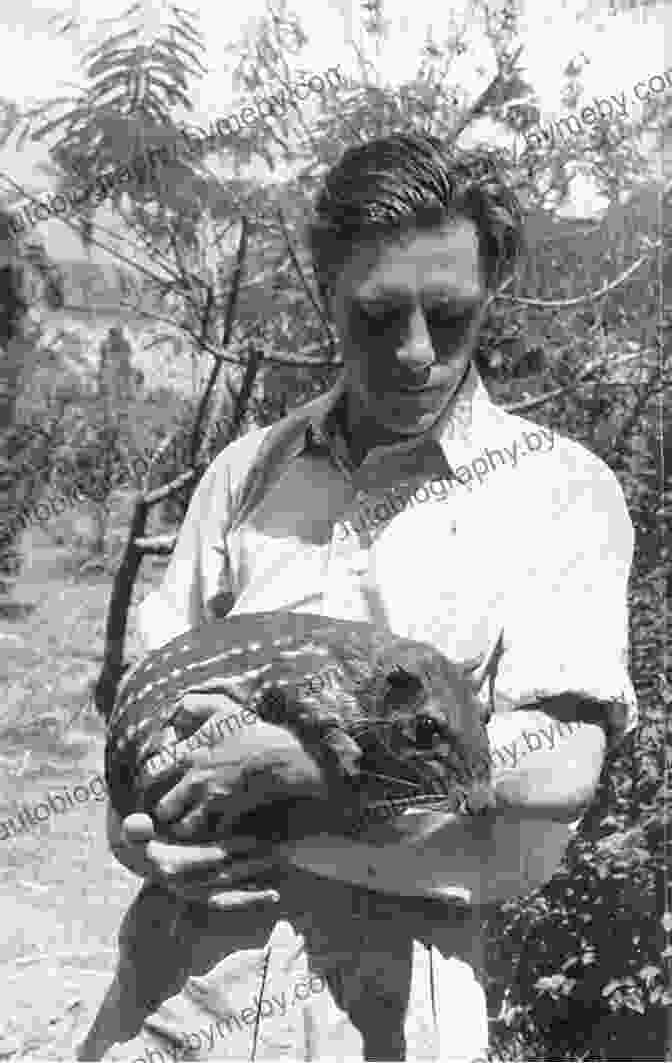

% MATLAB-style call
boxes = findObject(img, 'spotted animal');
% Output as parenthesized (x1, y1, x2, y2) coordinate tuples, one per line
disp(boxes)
(105, 611, 494, 843)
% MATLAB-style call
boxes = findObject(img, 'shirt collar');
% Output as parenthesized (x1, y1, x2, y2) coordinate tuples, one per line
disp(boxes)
(299, 361, 495, 468)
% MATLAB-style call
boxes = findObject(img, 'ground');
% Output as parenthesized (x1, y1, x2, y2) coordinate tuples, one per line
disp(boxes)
(0, 517, 166, 1060)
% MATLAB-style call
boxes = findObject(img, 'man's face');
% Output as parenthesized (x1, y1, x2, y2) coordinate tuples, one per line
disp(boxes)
(328, 218, 487, 437)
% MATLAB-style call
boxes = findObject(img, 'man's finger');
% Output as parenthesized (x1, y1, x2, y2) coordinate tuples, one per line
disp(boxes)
(210, 774, 328, 834)
(138, 729, 219, 789)
(167, 804, 212, 840)
(121, 813, 155, 845)
(136, 727, 185, 785)
(171, 689, 245, 740)
(145, 838, 232, 877)
(156, 852, 282, 890)
(153, 772, 210, 823)
(135, 695, 232, 776)
(163, 881, 280, 907)
(204, 889, 281, 909)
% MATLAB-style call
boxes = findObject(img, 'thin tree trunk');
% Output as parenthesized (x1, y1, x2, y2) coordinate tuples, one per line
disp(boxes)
(90, 501, 107, 556)
(0, 339, 23, 432)
(0, 339, 29, 595)
(94, 493, 149, 718)
(94, 221, 251, 721)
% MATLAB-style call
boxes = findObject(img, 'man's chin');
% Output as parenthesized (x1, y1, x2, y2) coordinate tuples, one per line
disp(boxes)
(377, 414, 438, 437)
(368, 394, 448, 435)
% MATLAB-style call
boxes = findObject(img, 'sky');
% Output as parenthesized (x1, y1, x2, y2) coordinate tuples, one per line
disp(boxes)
(0, 0, 669, 264)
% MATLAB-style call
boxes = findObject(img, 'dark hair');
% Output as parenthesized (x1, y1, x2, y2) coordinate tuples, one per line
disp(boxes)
(308, 133, 525, 304)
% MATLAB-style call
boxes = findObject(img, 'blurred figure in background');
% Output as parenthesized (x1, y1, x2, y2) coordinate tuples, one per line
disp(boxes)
(98, 325, 134, 404)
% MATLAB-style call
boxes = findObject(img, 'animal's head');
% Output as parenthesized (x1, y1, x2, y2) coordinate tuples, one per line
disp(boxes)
(380, 665, 459, 753)
(349, 645, 494, 813)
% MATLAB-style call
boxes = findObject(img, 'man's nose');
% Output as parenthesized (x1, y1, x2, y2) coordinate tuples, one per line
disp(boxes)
(395, 308, 435, 373)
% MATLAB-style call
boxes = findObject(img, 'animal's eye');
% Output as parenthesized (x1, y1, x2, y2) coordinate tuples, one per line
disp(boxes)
(259, 686, 287, 721)
(414, 715, 440, 749)
(386, 666, 423, 695)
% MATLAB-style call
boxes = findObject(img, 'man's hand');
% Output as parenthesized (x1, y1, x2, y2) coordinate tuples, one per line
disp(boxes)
(107, 805, 282, 908)
(107, 692, 330, 907)
(137, 694, 329, 842)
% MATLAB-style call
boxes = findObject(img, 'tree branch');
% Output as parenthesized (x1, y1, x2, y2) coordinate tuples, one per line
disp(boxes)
(224, 344, 262, 446)
(144, 469, 196, 506)
(0, 169, 182, 294)
(105, 302, 248, 368)
(497, 245, 660, 309)
(277, 207, 338, 363)
(608, 356, 669, 456)
(93, 493, 148, 720)
(188, 282, 216, 467)
(190, 216, 249, 465)
(503, 351, 649, 414)
(449, 44, 524, 143)
(132, 533, 177, 554)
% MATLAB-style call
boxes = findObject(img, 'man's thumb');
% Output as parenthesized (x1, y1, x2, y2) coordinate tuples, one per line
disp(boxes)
(121, 812, 155, 844)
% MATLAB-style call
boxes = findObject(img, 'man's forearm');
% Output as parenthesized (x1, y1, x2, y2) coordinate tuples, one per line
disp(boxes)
(285, 703, 608, 905)
(489, 704, 607, 821)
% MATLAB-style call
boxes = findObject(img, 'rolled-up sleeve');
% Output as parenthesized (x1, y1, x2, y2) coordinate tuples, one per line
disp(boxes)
(491, 453, 637, 748)
(136, 458, 235, 652)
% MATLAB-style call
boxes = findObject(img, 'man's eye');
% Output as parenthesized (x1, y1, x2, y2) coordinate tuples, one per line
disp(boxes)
(359, 306, 404, 327)
(426, 308, 473, 332)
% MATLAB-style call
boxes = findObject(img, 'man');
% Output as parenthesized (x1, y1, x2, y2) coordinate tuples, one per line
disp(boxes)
(98, 326, 134, 403)
(100, 134, 636, 1061)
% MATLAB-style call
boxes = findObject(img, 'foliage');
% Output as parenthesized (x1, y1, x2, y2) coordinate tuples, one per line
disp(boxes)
(22, 3, 208, 222)
(484, 210, 670, 1058)
(0, 210, 64, 591)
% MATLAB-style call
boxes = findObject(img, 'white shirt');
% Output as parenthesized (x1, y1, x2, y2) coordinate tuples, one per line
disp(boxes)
(138, 364, 637, 745)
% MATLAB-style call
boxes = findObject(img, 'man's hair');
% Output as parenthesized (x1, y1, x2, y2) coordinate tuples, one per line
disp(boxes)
(307, 132, 525, 304)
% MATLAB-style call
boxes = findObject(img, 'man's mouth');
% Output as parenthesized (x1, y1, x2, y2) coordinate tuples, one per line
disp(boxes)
(380, 385, 442, 398)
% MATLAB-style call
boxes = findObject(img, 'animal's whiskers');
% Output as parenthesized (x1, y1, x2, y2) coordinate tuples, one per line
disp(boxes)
(349, 715, 396, 733)
(358, 770, 424, 790)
